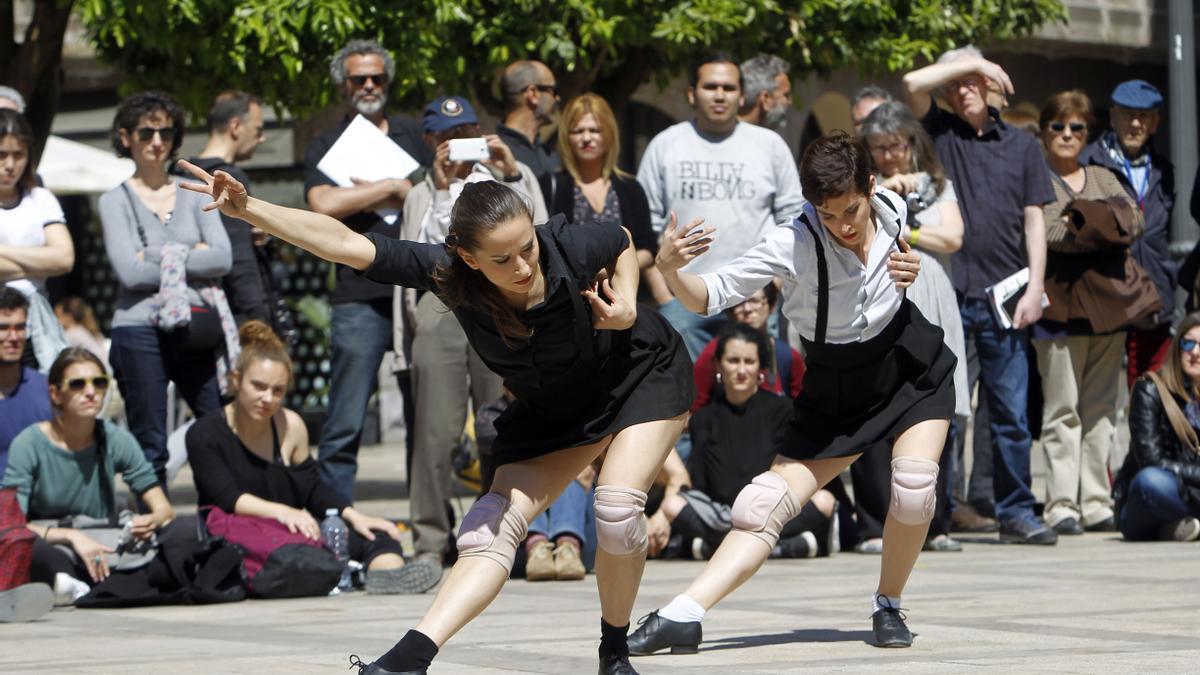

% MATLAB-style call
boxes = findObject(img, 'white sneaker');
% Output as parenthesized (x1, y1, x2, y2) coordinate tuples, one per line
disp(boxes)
(52, 573, 90, 606)
(1165, 517, 1200, 542)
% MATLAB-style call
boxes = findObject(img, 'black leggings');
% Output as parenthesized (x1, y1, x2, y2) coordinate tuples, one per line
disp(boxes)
(348, 528, 405, 567)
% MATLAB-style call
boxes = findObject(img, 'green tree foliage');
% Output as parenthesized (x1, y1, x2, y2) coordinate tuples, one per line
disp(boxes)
(78, 0, 1064, 118)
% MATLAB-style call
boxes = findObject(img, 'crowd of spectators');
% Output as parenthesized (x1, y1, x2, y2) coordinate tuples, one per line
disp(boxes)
(2, 38, 1199, 624)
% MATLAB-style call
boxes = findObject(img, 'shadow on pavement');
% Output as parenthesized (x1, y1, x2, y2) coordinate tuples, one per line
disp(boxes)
(703, 628, 874, 651)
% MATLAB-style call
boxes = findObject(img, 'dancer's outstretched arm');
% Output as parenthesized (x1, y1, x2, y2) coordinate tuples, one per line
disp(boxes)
(177, 159, 376, 271)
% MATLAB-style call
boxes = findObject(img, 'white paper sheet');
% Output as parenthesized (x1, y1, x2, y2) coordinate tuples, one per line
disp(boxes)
(315, 115, 420, 225)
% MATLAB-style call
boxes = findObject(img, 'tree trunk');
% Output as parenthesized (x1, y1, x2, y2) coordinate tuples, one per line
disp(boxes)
(0, 1, 76, 166)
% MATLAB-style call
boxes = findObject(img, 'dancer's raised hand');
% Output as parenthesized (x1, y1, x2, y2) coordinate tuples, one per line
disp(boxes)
(177, 159, 250, 218)
(655, 211, 714, 273)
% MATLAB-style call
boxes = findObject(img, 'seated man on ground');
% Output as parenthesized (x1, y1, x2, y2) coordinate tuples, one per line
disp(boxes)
(0, 288, 52, 477)
(660, 323, 837, 559)
(186, 321, 442, 593)
(2, 347, 174, 606)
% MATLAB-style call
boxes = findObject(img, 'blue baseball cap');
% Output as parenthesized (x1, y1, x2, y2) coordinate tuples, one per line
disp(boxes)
(1111, 80, 1163, 111)
(422, 96, 479, 133)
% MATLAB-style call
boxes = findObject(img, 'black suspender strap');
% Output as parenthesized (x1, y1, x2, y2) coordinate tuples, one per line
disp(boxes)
(798, 213, 828, 345)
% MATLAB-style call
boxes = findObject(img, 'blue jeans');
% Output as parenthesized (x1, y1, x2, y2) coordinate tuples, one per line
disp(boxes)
(959, 298, 1035, 522)
(110, 325, 221, 489)
(529, 480, 596, 571)
(318, 300, 393, 503)
(1120, 467, 1198, 541)
(657, 298, 728, 361)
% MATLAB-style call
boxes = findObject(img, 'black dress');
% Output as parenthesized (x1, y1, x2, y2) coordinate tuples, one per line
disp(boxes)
(784, 212, 957, 461)
(364, 215, 693, 466)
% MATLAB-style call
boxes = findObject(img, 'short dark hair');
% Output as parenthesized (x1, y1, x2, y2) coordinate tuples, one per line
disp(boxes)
(111, 90, 186, 159)
(1039, 90, 1096, 137)
(714, 321, 770, 366)
(0, 109, 35, 192)
(851, 85, 894, 109)
(688, 52, 742, 90)
(501, 60, 542, 109)
(800, 131, 872, 206)
(0, 286, 29, 312)
(207, 90, 261, 134)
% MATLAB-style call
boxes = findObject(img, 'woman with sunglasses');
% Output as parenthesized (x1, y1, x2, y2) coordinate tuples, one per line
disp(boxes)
(1113, 313, 1200, 542)
(178, 163, 693, 675)
(2, 347, 174, 605)
(1033, 90, 1147, 536)
(98, 91, 232, 489)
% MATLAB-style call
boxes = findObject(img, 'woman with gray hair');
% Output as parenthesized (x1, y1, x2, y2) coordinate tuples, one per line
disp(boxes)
(860, 100, 968, 553)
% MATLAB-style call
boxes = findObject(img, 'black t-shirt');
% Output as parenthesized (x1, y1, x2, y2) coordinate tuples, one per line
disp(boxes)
(497, 124, 559, 212)
(362, 214, 626, 405)
(687, 391, 792, 505)
(183, 157, 269, 323)
(303, 114, 434, 305)
(186, 410, 347, 519)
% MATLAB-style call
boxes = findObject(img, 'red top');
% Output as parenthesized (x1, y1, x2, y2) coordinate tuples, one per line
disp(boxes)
(691, 336, 805, 412)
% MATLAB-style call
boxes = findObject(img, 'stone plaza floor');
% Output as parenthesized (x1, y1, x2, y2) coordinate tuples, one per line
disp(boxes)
(4, 443, 1198, 674)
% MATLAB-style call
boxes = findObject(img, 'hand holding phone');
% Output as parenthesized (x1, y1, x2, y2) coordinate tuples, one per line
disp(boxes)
(448, 137, 490, 163)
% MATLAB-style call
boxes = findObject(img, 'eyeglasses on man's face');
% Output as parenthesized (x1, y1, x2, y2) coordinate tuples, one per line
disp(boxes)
(348, 73, 387, 88)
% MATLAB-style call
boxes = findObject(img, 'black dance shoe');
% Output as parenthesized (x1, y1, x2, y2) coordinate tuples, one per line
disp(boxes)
(871, 607, 914, 648)
(627, 611, 702, 656)
(598, 652, 640, 674)
(348, 655, 426, 674)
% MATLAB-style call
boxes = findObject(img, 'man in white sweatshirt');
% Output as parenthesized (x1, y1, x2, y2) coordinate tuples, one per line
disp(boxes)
(637, 53, 805, 358)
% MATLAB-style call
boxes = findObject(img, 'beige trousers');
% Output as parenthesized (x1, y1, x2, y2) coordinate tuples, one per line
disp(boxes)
(1033, 333, 1122, 527)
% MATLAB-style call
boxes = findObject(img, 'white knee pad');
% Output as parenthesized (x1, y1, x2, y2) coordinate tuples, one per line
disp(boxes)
(456, 492, 528, 572)
(593, 485, 648, 556)
(731, 471, 801, 547)
(890, 457, 939, 525)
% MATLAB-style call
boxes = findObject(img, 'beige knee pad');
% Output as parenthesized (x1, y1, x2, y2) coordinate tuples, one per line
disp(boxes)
(594, 485, 648, 556)
(731, 471, 802, 547)
(890, 457, 939, 525)
(456, 492, 528, 572)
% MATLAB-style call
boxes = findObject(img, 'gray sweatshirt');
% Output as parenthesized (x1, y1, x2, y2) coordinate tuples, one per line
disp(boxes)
(99, 179, 232, 329)
(637, 120, 805, 275)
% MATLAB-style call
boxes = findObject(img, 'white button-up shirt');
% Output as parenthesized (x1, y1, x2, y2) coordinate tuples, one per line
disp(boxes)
(700, 189, 908, 345)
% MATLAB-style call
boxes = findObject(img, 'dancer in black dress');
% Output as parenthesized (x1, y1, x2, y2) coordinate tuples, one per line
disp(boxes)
(178, 162, 692, 675)
(627, 131, 949, 653)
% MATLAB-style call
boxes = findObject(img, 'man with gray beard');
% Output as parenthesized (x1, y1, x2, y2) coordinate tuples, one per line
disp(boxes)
(737, 54, 791, 133)
(303, 39, 434, 502)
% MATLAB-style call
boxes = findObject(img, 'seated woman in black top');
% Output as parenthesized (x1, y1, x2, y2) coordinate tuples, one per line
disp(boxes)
(1113, 312, 1200, 542)
(179, 163, 692, 675)
(659, 323, 836, 560)
(186, 321, 442, 594)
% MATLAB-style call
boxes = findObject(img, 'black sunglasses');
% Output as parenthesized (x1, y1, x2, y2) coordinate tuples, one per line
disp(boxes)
(1182, 339, 1200, 354)
(348, 73, 387, 88)
(135, 126, 177, 142)
(531, 84, 559, 96)
(63, 376, 110, 392)
(1049, 122, 1086, 135)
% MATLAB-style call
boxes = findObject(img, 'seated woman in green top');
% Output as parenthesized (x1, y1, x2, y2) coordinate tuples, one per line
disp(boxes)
(1, 347, 174, 605)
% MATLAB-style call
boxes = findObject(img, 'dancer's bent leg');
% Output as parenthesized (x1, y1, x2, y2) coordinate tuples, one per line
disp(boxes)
(685, 454, 860, 610)
(366, 439, 608, 673)
(873, 418, 949, 648)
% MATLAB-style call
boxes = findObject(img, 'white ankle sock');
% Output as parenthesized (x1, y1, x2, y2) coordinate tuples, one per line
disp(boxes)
(659, 594, 706, 623)
(872, 593, 901, 615)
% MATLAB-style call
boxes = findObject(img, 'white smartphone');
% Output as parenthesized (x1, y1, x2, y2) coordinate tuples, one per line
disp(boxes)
(448, 137, 490, 163)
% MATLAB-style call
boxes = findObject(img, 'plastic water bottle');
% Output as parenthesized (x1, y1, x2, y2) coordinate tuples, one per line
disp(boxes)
(321, 508, 352, 593)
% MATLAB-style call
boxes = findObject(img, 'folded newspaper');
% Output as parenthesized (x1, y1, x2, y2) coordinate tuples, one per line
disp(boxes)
(985, 267, 1051, 329)
(316, 114, 419, 226)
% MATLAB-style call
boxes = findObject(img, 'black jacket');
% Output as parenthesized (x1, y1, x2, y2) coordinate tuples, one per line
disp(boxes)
(1114, 378, 1200, 512)
(551, 171, 658, 256)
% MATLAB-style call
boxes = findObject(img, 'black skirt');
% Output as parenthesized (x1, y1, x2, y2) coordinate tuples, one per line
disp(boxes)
(490, 304, 694, 466)
(783, 300, 956, 461)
